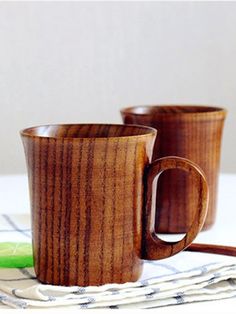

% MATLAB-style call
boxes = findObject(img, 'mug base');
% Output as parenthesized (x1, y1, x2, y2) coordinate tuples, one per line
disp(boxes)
(34, 264, 144, 287)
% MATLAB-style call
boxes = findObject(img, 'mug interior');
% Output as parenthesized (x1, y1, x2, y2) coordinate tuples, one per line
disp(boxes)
(121, 105, 226, 115)
(21, 124, 156, 139)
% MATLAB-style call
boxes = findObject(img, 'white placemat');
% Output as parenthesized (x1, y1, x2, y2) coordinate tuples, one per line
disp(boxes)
(0, 214, 235, 309)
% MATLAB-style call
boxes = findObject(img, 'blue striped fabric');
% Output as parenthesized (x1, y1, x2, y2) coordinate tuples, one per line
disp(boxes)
(0, 214, 235, 309)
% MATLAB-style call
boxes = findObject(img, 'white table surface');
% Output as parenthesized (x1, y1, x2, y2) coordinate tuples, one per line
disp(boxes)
(0, 173, 235, 313)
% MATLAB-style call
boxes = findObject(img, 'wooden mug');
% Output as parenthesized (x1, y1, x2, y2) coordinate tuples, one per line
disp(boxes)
(21, 123, 208, 286)
(121, 105, 226, 233)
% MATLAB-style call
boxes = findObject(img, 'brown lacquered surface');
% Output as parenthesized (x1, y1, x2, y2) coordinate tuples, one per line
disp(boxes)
(143, 156, 208, 259)
(21, 124, 157, 286)
(21, 123, 208, 286)
(187, 243, 236, 256)
(121, 105, 227, 233)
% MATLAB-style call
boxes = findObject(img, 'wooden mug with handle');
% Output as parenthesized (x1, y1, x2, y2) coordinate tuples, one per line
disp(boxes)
(21, 124, 208, 286)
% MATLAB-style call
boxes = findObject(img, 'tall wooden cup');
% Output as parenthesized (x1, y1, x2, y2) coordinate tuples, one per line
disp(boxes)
(121, 105, 226, 233)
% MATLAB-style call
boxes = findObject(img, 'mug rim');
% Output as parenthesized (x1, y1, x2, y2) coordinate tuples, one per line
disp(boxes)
(120, 104, 227, 117)
(20, 123, 157, 140)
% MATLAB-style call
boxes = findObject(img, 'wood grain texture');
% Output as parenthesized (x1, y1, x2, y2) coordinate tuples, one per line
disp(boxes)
(21, 124, 157, 286)
(21, 123, 209, 286)
(142, 157, 208, 260)
(121, 105, 227, 233)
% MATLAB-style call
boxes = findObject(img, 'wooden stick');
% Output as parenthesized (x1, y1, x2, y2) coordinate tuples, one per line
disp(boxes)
(186, 243, 236, 256)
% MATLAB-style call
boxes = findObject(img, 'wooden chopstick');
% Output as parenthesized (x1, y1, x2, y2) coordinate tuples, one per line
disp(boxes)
(186, 243, 236, 256)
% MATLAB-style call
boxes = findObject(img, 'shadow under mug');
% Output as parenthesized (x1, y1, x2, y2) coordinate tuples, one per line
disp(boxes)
(121, 105, 226, 233)
(21, 123, 208, 286)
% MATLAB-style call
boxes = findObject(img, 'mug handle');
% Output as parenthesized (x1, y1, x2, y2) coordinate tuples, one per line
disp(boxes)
(142, 156, 209, 260)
